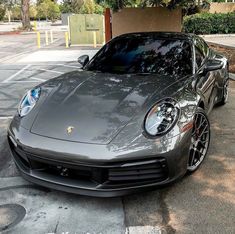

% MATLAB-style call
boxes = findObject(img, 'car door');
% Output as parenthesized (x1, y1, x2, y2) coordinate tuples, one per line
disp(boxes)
(194, 37, 217, 113)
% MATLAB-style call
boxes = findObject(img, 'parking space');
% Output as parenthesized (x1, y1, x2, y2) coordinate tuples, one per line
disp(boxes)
(0, 63, 81, 117)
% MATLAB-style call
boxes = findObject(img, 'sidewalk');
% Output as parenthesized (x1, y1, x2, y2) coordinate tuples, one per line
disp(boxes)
(18, 50, 98, 63)
(230, 73, 235, 81)
(202, 34, 235, 49)
(0, 22, 21, 32)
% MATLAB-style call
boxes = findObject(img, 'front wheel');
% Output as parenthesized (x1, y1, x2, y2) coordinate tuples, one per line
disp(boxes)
(187, 108, 210, 172)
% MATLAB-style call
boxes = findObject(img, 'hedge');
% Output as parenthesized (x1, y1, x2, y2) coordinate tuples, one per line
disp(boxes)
(183, 13, 235, 34)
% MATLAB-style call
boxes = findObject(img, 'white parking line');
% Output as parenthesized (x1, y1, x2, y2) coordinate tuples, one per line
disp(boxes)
(31, 77, 46, 82)
(126, 226, 162, 234)
(39, 69, 64, 74)
(57, 64, 80, 68)
(4, 80, 40, 83)
(2, 64, 31, 83)
(0, 116, 13, 120)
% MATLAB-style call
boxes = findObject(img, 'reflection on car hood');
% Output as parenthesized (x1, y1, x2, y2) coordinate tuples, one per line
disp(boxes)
(31, 71, 180, 144)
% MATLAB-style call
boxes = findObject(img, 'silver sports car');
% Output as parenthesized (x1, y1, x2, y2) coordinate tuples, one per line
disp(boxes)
(8, 32, 229, 197)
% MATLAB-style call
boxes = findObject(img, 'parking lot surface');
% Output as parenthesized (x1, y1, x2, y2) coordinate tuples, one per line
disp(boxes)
(0, 33, 235, 234)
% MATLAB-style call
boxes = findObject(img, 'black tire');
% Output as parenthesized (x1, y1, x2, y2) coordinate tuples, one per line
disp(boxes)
(187, 107, 210, 173)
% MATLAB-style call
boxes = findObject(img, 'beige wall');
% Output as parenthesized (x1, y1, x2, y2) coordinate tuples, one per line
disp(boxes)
(209, 3, 235, 13)
(112, 7, 182, 38)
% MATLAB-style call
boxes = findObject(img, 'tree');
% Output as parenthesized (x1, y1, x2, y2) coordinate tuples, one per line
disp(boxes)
(94, 2, 104, 14)
(21, 0, 30, 29)
(0, 0, 20, 22)
(11, 4, 21, 19)
(59, 0, 73, 13)
(0, 0, 35, 28)
(48, 1, 60, 21)
(96, 0, 210, 13)
(29, 4, 37, 19)
(71, 0, 83, 13)
(59, 0, 82, 14)
(60, 0, 104, 14)
(79, 0, 95, 13)
(0, 5, 5, 21)
(37, 0, 60, 21)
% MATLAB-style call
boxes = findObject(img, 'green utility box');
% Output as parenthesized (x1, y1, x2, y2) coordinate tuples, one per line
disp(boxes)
(69, 14, 105, 45)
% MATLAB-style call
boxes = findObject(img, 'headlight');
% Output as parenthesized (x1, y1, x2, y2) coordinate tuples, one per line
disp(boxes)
(144, 99, 180, 136)
(18, 87, 41, 117)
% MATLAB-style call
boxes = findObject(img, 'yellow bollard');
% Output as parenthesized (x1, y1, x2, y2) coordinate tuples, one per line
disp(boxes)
(37, 31, 41, 49)
(93, 31, 97, 48)
(65, 32, 69, 48)
(50, 30, 54, 43)
(33, 21, 37, 31)
(45, 31, 49, 46)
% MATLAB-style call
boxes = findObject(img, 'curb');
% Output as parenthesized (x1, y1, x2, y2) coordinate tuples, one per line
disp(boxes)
(20, 31, 37, 35)
(0, 31, 20, 35)
(207, 41, 235, 50)
(229, 73, 235, 81)
(200, 34, 235, 38)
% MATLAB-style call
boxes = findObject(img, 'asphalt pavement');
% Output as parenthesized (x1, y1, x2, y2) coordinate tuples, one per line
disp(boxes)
(0, 32, 235, 234)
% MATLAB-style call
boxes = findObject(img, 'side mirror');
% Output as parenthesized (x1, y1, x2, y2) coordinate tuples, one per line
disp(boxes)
(77, 55, 89, 67)
(204, 59, 223, 73)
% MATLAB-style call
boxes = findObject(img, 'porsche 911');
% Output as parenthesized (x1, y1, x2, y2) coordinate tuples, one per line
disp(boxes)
(8, 32, 229, 197)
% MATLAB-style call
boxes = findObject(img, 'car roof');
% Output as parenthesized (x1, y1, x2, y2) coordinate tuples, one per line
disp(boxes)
(116, 32, 196, 41)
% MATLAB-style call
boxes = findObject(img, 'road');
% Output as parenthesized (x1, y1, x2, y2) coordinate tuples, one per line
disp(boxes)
(0, 33, 234, 234)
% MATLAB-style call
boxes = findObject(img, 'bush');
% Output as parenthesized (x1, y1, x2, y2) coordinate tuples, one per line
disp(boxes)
(48, 3, 60, 22)
(29, 5, 38, 20)
(37, 0, 61, 22)
(11, 5, 21, 20)
(183, 13, 235, 34)
(0, 6, 6, 21)
(79, 0, 104, 14)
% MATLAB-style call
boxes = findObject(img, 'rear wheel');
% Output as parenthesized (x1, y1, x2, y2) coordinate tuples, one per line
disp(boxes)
(187, 108, 210, 172)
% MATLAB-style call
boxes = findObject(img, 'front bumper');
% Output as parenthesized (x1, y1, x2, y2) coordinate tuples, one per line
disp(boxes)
(8, 122, 192, 197)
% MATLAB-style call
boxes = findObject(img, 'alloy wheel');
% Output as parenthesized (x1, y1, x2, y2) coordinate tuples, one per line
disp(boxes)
(187, 111, 210, 172)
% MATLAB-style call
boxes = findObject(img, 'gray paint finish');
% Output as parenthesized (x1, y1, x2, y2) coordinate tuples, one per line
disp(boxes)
(30, 71, 179, 144)
(7, 32, 229, 196)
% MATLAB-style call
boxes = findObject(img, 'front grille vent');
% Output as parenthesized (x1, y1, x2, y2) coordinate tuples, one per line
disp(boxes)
(108, 159, 167, 183)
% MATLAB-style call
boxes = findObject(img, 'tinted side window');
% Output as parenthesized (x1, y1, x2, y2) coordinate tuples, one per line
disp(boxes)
(199, 38, 209, 57)
(195, 37, 209, 58)
(203, 40, 209, 57)
(195, 47, 204, 69)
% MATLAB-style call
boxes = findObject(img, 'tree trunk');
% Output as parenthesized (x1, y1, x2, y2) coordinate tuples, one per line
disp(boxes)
(21, 0, 31, 30)
(6, 9, 11, 23)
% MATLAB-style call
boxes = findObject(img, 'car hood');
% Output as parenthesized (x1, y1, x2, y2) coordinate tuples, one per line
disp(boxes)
(30, 71, 180, 144)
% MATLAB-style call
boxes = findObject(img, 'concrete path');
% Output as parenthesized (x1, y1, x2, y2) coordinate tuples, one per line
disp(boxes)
(203, 34, 235, 48)
(0, 22, 21, 32)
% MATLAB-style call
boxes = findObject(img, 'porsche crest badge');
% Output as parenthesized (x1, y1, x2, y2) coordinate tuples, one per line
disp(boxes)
(67, 126, 74, 135)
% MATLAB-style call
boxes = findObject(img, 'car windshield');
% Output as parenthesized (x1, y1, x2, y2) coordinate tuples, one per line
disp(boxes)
(86, 35, 193, 77)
